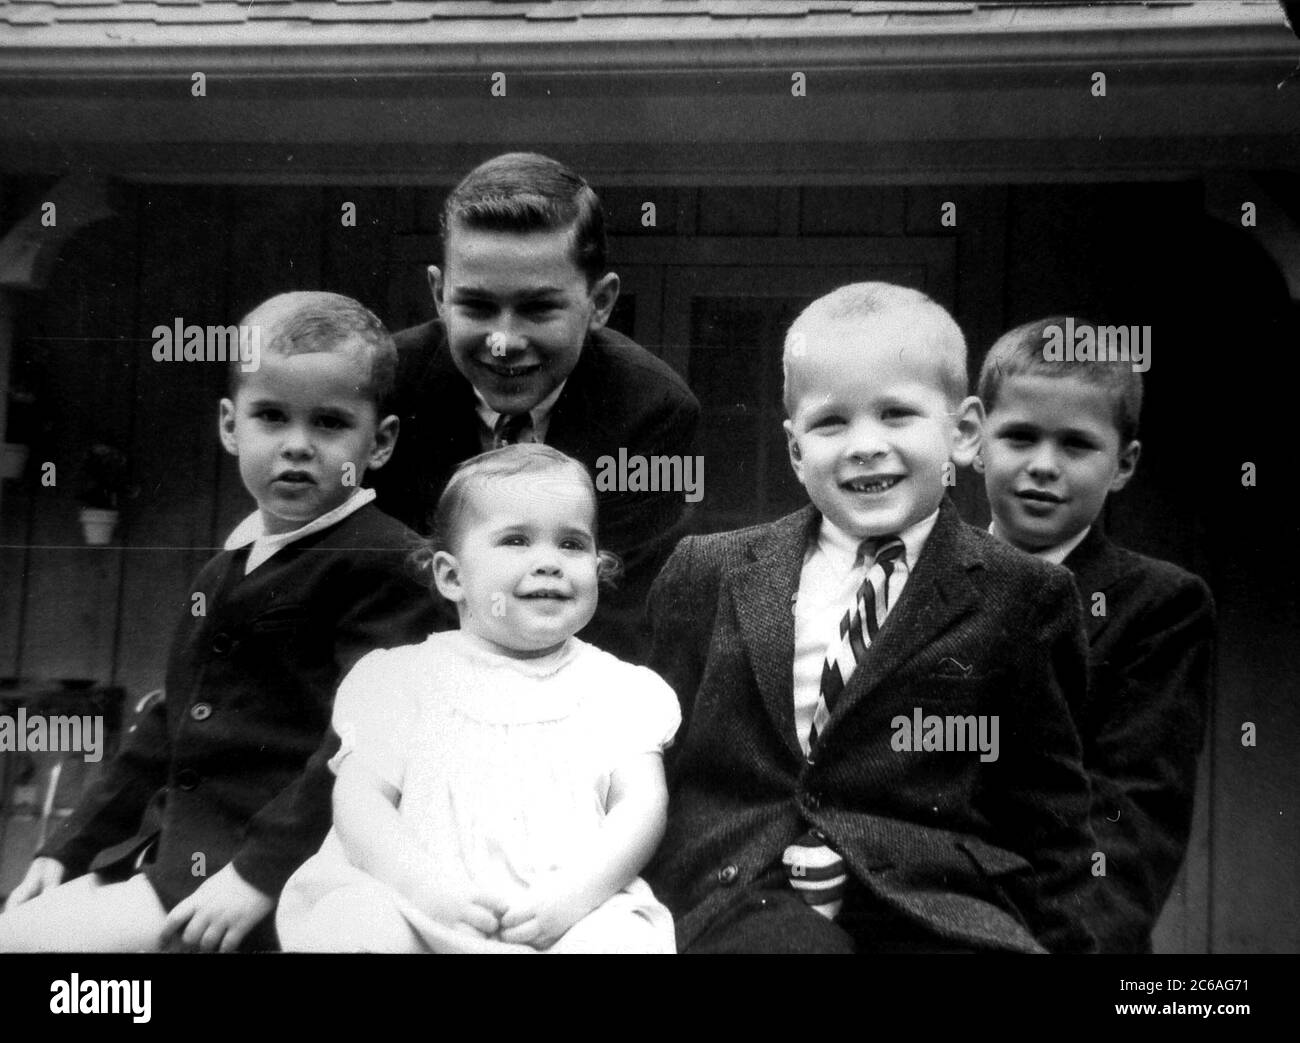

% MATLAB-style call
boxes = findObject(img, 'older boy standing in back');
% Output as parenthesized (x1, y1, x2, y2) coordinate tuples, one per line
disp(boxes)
(374, 153, 699, 662)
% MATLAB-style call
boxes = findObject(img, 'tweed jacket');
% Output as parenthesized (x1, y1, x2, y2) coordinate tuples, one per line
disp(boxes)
(645, 498, 1098, 953)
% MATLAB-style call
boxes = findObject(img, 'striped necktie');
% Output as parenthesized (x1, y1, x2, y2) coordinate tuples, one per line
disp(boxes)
(492, 412, 532, 449)
(785, 533, 905, 920)
(809, 533, 906, 754)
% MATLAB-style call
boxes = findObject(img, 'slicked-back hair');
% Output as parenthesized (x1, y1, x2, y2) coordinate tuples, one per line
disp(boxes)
(230, 290, 397, 413)
(977, 316, 1143, 444)
(440, 152, 608, 284)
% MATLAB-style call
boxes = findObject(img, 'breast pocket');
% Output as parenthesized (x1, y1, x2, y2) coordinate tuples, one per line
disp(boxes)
(234, 606, 332, 714)
(871, 675, 991, 725)
(241, 606, 325, 664)
(845, 678, 1003, 791)
(247, 605, 313, 634)
(245, 606, 330, 660)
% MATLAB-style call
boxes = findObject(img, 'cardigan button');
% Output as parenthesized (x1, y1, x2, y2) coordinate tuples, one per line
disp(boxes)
(190, 703, 212, 722)
(175, 768, 200, 791)
(717, 863, 739, 886)
(211, 632, 233, 655)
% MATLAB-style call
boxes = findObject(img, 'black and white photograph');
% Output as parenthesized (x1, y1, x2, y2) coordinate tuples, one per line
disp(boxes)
(0, 0, 1295, 1020)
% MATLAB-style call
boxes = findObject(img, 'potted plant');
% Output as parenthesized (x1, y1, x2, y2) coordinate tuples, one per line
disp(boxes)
(77, 443, 130, 545)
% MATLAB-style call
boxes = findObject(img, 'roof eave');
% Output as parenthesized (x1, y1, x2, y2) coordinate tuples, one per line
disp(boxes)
(0, 23, 1295, 81)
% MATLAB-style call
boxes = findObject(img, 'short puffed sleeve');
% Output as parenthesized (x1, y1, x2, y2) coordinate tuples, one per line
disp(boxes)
(328, 645, 421, 792)
(603, 663, 682, 771)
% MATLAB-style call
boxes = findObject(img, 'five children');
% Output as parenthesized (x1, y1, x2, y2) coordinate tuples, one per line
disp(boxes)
(0, 154, 1215, 955)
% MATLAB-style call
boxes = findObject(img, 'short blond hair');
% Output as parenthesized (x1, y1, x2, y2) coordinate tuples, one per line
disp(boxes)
(782, 282, 968, 415)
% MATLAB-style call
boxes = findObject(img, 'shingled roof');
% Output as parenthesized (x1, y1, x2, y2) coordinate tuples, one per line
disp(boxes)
(1, 1, 1293, 181)
(0, 1, 1290, 61)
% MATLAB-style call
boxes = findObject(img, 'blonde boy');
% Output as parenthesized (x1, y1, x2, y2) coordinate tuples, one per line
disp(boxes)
(647, 283, 1097, 954)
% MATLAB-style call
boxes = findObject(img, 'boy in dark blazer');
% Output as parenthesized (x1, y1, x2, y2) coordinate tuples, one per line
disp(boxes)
(976, 316, 1215, 953)
(372, 153, 699, 663)
(646, 283, 1098, 954)
(0, 292, 440, 952)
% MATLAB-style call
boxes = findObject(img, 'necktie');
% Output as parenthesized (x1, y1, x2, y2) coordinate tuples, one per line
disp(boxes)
(492, 412, 532, 449)
(785, 533, 905, 920)
(809, 534, 906, 753)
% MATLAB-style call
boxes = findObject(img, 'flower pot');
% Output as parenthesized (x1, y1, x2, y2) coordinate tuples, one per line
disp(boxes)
(78, 507, 119, 546)
(1, 443, 28, 480)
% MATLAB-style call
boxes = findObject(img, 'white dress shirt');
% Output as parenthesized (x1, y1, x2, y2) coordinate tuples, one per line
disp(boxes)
(473, 380, 568, 451)
(792, 508, 939, 756)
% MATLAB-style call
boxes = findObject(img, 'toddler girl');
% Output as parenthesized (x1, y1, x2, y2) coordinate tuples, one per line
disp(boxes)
(276, 444, 679, 953)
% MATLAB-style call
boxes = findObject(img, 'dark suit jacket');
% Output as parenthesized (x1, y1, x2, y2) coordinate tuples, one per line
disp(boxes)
(645, 498, 1098, 953)
(40, 503, 441, 938)
(372, 320, 700, 663)
(1063, 524, 1215, 953)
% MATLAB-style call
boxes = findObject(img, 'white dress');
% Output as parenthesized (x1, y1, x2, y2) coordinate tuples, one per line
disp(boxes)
(277, 630, 680, 953)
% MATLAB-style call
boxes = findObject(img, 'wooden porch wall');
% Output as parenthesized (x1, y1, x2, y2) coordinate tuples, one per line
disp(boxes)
(0, 178, 1294, 952)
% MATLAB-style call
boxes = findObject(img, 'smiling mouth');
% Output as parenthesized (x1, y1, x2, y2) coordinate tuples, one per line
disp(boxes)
(841, 475, 902, 494)
(478, 360, 541, 380)
(518, 590, 570, 600)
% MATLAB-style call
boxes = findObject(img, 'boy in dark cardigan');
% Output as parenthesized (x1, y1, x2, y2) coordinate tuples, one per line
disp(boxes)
(977, 316, 1215, 952)
(0, 291, 440, 952)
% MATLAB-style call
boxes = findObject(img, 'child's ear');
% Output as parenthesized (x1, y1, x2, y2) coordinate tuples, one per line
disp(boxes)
(948, 395, 986, 468)
(218, 399, 239, 457)
(428, 265, 446, 319)
(431, 550, 464, 603)
(1111, 439, 1141, 492)
(783, 419, 805, 483)
(366, 415, 400, 472)
(586, 272, 620, 332)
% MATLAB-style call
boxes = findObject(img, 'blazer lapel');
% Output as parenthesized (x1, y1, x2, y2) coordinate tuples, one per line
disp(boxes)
(395, 322, 482, 477)
(1063, 524, 1123, 640)
(725, 506, 819, 763)
(820, 499, 982, 741)
(427, 344, 485, 469)
(544, 331, 621, 464)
